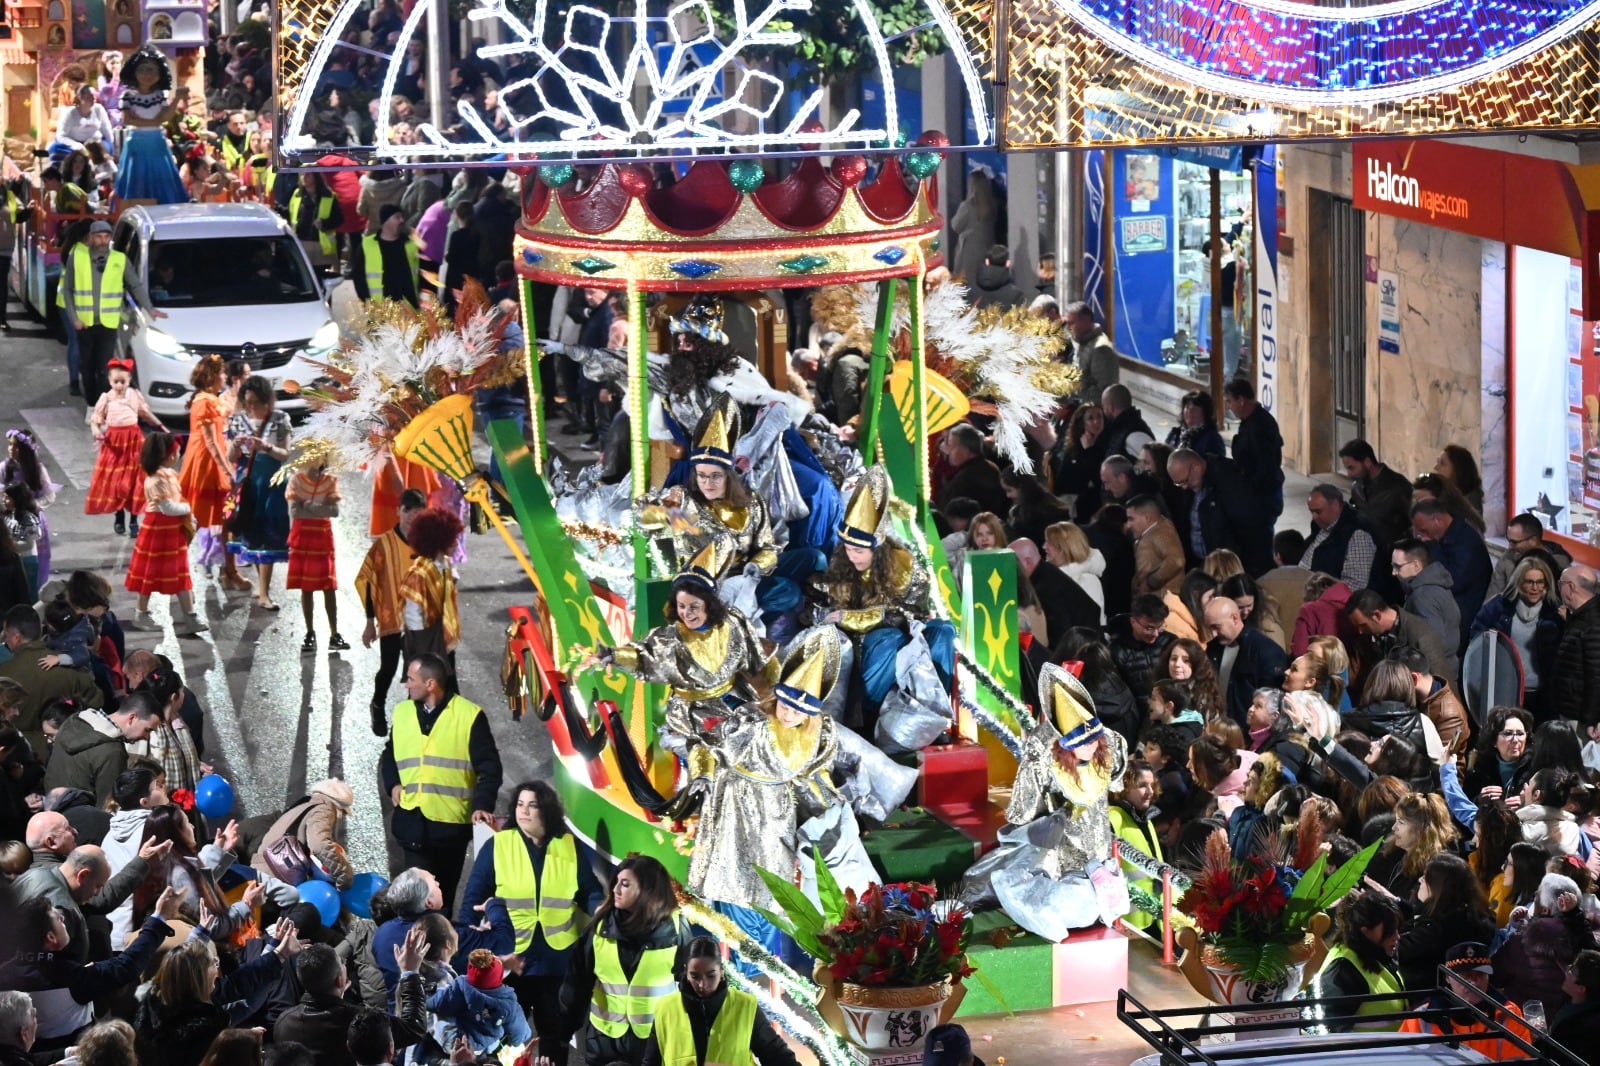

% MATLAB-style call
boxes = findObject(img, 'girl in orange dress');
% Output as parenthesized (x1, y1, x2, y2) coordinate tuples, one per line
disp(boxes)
(85, 359, 162, 535)
(286, 463, 348, 653)
(179, 355, 238, 584)
(126, 431, 206, 637)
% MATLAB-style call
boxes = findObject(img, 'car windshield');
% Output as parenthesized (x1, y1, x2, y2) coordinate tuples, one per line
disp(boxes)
(147, 236, 317, 307)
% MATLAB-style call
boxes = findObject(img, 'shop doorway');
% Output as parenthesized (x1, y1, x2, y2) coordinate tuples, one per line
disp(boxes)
(1328, 195, 1367, 449)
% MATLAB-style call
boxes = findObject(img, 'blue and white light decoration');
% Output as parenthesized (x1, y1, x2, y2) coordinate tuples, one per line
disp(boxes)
(1057, 0, 1600, 105)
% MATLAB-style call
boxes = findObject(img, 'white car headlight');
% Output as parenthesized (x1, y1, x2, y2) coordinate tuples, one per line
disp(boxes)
(307, 320, 341, 354)
(145, 329, 190, 360)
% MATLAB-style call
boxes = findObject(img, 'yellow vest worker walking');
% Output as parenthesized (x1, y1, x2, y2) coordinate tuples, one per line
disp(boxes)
(642, 937, 798, 1066)
(458, 780, 607, 1066)
(380, 652, 502, 912)
(60, 220, 164, 405)
(353, 204, 421, 307)
(557, 855, 691, 1066)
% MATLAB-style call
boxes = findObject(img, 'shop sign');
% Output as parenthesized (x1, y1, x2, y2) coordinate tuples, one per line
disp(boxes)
(1352, 141, 1505, 244)
(1121, 215, 1167, 254)
(1378, 270, 1401, 354)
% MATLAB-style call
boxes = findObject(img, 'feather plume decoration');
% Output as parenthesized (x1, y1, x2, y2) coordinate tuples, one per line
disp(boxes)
(281, 280, 525, 477)
(811, 280, 1077, 472)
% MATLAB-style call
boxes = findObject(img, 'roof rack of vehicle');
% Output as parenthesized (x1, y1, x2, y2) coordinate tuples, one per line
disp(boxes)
(1117, 978, 1586, 1066)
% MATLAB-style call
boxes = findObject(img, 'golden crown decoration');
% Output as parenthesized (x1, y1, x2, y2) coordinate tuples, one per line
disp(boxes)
(514, 148, 948, 293)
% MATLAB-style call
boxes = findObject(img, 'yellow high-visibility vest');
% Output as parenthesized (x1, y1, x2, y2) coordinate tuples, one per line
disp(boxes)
(220, 135, 246, 172)
(653, 987, 758, 1066)
(590, 927, 678, 1039)
(493, 829, 581, 953)
(69, 244, 127, 327)
(290, 189, 336, 256)
(361, 234, 419, 302)
(1313, 944, 1406, 1031)
(391, 695, 481, 825)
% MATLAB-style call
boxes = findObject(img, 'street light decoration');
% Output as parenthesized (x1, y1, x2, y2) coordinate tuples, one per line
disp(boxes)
(278, 0, 989, 163)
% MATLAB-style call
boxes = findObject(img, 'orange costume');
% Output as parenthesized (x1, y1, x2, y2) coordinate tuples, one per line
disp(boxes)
(286, 468, 341, 591)
(1399, 1001, 1532, 1061)
(180, 390, 232, 527)
(369, 454, 439, 537)
(400, 555, 460, 656)
(354, 526, 416, 636)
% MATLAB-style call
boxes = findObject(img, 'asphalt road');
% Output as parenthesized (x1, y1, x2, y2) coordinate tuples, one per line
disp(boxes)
(0, 282, 558, 877)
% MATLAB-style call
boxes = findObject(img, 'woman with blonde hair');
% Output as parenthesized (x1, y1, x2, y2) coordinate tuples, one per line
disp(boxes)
(1470, 555, 1564, 719)
(1201, 549, 1244, 583)
(133, 933, 293, 1066)
(1043, 521, 1105, 623)
(1383, 792, 1459, 902)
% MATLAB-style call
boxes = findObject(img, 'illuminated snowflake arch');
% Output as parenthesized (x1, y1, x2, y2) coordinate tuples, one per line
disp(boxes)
(281, 0, 990, 162)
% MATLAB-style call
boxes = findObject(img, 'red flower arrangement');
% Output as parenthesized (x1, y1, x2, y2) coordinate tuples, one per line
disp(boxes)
(170, 788, 195, 812)
(817, 882, 974, 989)
(1179, 807, 1380, 983)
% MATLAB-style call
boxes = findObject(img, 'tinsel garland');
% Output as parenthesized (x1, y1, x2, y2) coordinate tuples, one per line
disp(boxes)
(955, 647, 1037, 731)
(675, 899, 857, 1066)
(676, 898, 819, 1005)
(1114, 839, 1192, 891)
(562, 520, 632, 549)
(1127, 882, 1162, 918)
(959, 696, 1024, 759)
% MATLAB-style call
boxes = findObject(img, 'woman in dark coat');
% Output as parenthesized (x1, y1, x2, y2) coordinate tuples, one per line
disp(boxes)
(1462, 706, 1535, 807)
(1048, 402, 1107, 522)
(1493, 873, 1596, 1013)
(1471, 557, 1564, 720)
(1396, 853, 1496, 997)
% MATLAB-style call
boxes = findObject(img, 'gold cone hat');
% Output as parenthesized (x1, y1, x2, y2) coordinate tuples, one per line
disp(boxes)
(675, 539, 728, 593)
(776, 627, 845, 716)
(1038, 661, 1103, 748)
(839, 466, 891, 549)
(689, 395, 739, 469)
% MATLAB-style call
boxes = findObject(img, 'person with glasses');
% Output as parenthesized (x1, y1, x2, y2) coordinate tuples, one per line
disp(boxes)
(1463, 706, 1535, 809)
(1486, 513, 1572, 601)
(1390, 537, 1462, 653)
(1471, 557, 1564, 721)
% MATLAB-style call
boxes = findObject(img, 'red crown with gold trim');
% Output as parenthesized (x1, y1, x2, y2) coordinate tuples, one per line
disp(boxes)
(513, 132, 948, 292)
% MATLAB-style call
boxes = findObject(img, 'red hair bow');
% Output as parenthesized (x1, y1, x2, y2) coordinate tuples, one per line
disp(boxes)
(107, 358, 135, 372)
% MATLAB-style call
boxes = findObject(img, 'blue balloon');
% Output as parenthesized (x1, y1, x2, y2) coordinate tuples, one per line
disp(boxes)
(193, 775, 235, 820)
(297, 879, 342, 927)
(341, 872, 389, 920)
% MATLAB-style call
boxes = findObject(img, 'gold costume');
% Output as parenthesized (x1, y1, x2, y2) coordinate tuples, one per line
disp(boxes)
(633, 396, 779, 578)
(810, 466, 931, 633)
(686, 628, 861, 910)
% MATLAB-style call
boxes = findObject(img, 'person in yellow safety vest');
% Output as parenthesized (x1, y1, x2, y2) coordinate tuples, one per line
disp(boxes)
(1400, 943, 1535, 1062)
(641, 937, 798, 1066)
(1302, 891, 1406, 1033)
(1109, 760, 1165, 932)
(380, 652, 502, 914)
(458, 780, 606, 1066)
(354, 204, 420, 307)
(288, 173, 344, 271)
(218, 111, 249, 173)
(60, 220, 165, 405)
(557, 854, 691, 1066)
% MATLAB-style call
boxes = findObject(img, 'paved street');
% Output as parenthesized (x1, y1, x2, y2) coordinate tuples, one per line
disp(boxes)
(0, 285, 554, 878)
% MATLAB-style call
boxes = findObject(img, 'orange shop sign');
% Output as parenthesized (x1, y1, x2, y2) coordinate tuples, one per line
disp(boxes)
(1353, 141, 1505, 242)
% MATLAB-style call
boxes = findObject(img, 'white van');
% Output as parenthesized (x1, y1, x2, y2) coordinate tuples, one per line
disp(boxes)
(111, 202, 340, 422)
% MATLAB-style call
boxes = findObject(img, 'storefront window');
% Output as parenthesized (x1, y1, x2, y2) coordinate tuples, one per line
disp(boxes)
(1510, 245, 1597, 549)
(1108, 148, 1254, 385)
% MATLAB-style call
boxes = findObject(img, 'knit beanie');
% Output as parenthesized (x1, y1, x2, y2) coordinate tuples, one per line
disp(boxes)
(466, 948, 503, 990)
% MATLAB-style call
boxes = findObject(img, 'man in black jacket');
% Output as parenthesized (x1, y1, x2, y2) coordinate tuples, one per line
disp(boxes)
(1108, 596, 1177, 703)
(1168, 449, 1268, 574)
(1339, 439, 1415, 546)
(1009, 538, 1100, 646)
(275, 927, 429, 1066)
(1553, 565, 1600, 723)
(1100, 384, 1155, 460)
(1223, 379, 1284, 522)
(935, 424, 1008, 518)
(1204, 597, 1286, 726)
